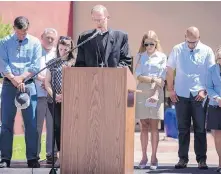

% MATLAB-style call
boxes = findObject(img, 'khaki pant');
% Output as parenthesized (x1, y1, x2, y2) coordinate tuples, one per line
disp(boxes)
(37, 97, 57, 157)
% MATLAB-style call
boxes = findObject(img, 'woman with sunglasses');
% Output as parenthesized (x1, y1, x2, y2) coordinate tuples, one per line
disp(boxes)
(45, 36, 76, 167)
(135, 30, 167, 170)
(206, 47, 221, 173)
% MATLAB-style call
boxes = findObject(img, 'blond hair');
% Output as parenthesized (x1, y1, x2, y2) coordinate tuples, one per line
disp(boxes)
(91, 5, 109, 17)
(138, 30, 162, 53)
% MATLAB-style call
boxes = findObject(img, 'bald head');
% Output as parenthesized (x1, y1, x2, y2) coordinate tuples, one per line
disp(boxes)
(185, 26, 200, 50)
(186, 26, 200, 39)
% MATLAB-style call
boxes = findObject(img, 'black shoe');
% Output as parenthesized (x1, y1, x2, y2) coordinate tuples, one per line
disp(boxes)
(198, 161, 208, 170)
(46, 155, 57, 164)
(27, 159, 40, 168)
(216, 167, 221, 173)
(0, 159, 10, 168)
(175, 159, 188, 169)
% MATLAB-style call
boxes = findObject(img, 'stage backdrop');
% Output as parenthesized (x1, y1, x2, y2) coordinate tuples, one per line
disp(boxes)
(73, 1, 221, 61)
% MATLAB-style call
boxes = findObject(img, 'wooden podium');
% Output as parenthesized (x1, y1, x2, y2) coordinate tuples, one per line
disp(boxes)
(61, 67, 136, 174)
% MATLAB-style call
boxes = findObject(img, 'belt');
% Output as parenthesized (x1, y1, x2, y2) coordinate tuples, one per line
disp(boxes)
(4, 77, 33, 84)
(209, 105, 220, 109)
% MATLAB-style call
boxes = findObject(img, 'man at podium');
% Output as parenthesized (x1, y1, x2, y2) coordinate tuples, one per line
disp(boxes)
(75, 4, 132, 68)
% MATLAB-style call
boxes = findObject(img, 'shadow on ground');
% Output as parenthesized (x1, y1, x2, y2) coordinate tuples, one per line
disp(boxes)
(1, 161, 218, 174)
(134, 164, 218, 174)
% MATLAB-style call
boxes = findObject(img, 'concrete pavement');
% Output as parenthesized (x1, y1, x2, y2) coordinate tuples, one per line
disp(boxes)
(2, 132, 218, 174)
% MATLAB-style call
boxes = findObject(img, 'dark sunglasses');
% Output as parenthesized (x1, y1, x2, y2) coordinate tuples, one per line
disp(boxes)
(59, 36, 71, 41)
(144, 43, 155, 47)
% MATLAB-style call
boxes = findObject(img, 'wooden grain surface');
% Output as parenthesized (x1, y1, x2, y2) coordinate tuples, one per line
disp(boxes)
(61, 67, 135, 174)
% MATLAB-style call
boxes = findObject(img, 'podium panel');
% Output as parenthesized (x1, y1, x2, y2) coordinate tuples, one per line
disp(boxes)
(61, 67, 136, 174)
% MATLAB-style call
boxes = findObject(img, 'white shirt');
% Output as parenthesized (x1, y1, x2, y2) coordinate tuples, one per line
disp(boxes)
(167, 41, 215, 98)
(135, 51, 167, 79)
(35, 47, 56, 97)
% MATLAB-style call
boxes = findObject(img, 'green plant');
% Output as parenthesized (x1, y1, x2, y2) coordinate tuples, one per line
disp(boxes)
(0, 16, 13, 39)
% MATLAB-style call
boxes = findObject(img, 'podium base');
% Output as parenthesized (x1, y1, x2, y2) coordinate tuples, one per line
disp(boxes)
(49, 168, 58, 174)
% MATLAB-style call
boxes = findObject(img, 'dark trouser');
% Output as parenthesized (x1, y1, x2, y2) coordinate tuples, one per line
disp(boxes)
(175, 94, 207, 163)
(0, 80, 38, 160)
(47, 102, 61, 151)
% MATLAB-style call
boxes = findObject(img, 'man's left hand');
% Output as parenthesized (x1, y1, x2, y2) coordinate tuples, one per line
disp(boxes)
(13, 75, 25, 85)
(17, 83, 26, 92)
(195, 90, 206, 101)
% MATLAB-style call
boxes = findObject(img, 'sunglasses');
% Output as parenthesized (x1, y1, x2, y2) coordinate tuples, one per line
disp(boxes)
(144, 43, 155, 47)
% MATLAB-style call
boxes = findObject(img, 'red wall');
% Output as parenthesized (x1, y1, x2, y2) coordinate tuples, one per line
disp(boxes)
(0, 1, 73, 38)
(0, 2, 73, 134)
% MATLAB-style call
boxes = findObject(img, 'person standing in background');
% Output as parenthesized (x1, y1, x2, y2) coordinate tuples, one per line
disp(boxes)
(35, 28, 58, 163)
(167, 26, 215, 170)
(135, 30, 167, 170)
(206, 47, 221, 172)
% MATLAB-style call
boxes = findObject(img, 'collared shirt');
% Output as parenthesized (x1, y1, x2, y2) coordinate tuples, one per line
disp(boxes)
(206, 64, 221, 106)
(35, 47, 56, 97)
(167, 41, 215, 98)
(0, 33, 42, 76)
(135, 51, 167, 80)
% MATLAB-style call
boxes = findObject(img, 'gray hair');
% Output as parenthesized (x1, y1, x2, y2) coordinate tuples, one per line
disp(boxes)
(42, 28, 58, 37)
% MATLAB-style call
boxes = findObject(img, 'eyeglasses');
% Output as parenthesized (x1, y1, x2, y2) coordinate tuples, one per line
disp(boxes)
(144, 43, 155, 47)
(186, 40, 199, 45)
(92, 17, 107, 23)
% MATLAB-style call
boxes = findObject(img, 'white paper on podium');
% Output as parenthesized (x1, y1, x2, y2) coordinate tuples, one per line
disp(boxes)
(145, 98, 158, 108)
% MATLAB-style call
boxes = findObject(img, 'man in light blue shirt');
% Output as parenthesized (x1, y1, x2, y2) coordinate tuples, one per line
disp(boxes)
(167, 26, 215, 170)
(0, 16, 42, 168)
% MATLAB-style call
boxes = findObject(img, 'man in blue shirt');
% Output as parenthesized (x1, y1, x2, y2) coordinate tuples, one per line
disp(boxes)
(0, 16, 42, 168)
(167, 26, 215, 170)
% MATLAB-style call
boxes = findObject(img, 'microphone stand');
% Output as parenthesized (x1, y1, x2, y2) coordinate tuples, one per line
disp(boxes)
(22, 30, 100, 174)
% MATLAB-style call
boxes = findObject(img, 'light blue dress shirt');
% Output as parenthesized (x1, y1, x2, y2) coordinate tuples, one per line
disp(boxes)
(0, 33, 42, 76)
(206, 64, 221, 106)
(167, 41, 215, 98)
(135, 51, 167, 79)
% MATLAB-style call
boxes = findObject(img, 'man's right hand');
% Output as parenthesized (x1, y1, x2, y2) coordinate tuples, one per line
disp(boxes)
(40, 77, 46, 89)
(168, 89, 179, 103)
(216, 97, 221, 107)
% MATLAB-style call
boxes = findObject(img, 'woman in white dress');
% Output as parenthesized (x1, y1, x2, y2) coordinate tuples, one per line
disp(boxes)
(135, 30, 167, 170)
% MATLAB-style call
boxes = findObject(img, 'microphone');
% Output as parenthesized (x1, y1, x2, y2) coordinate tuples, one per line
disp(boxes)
(23, 29, 102, 83)
(89, 29, 101, 39)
